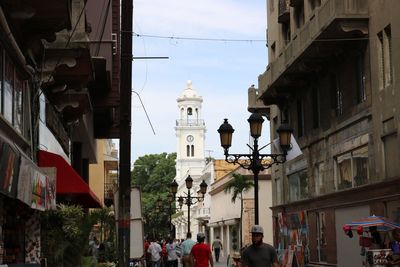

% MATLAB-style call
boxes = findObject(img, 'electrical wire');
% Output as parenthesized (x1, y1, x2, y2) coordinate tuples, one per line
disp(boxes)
(131, 31, 372, 45)
(130, 31, 266, 43)
(132, 90, 156, 135)
(95, 0, 112, 56)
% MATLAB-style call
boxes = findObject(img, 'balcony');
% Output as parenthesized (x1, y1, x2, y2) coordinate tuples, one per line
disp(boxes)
(278, 0, 290, 23)
(176, 119, 205, 127)
(193, 207, 210, 220)
(259, 0, 368, 105)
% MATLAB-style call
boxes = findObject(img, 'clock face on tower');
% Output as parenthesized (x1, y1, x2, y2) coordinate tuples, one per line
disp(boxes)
(186, 135, 194, 142)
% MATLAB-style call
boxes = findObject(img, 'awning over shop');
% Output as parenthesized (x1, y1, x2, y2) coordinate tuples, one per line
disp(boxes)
(37, 150, 102, 208)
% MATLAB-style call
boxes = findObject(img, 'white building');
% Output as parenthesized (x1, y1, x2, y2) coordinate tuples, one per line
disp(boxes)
(172, 81, 207, 239)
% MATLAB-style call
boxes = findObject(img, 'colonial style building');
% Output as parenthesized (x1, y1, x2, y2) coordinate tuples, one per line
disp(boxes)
(249, 0, 400, 266)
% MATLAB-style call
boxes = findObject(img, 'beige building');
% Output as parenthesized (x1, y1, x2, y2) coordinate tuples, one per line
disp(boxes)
(249, 0, 400, 266)
(208, 163, 273, 257)
(89, 139, 118, 208)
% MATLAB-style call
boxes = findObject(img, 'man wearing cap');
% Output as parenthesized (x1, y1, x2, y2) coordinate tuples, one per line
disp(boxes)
(190, 232, 213, 267)
(240, 225, 279, 267)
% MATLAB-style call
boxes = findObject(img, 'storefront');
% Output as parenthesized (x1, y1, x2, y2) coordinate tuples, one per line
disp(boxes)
(0, 135, 56, 266)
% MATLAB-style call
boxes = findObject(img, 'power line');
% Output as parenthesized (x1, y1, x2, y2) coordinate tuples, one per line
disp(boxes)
(130, 31, 266, 43)
(130, 31, 373, 45)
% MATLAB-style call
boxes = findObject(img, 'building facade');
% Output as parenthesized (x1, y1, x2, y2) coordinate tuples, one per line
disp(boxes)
(208, 164, 273, 257)
(250, 0, 400, 266)
(0, 0, 121, 264)
(172, 81, 207, 239)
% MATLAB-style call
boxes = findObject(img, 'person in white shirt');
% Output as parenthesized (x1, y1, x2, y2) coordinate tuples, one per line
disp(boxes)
(166, 238, 179, 267)
(147, 238, 162, 267)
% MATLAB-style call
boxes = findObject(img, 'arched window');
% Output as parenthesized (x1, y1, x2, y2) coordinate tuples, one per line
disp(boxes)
(187, 145, 190, 157)
(187, 107, 193, 115)
(191, 145, 194, 157)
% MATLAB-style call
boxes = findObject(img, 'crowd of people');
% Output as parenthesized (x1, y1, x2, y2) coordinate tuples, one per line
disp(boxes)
(142, 224, 278, 267)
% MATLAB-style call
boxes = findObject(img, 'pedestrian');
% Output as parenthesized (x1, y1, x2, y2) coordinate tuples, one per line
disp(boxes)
(240, 225, 279, 267)
(148, 237, 162, 267)
(181, 232, 196, 267)
(190, 232, 213, 267)
(166, 237, 179, 267)
(212, 236, 223, 262)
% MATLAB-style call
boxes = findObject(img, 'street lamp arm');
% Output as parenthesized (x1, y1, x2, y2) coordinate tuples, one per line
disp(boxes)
(224, 152, 287, 171)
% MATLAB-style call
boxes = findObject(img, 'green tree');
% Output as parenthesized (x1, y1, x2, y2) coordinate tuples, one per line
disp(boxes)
(131, 153, 176, 238)
(224, 173, 253, 249)
(41, 204, 98, 267)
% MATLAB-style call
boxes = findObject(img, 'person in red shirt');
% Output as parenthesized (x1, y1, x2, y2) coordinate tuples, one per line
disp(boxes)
(190, 233, 213, 267)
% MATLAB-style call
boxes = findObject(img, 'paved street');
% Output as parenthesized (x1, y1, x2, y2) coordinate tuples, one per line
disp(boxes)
(214, 255, 230, 267)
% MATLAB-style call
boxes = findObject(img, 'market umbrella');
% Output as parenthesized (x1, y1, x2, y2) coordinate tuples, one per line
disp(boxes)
(344, 215, 400, 232)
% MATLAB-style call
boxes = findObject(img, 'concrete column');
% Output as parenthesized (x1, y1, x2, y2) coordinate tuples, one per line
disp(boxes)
(226, 224, 230, 257)
(220, 225, 224, 256)
(210, 226, 214, 245)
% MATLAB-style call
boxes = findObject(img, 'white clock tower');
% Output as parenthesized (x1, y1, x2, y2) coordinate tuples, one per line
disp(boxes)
(173, 80, 207, 238)
(175, 80, 206, 183)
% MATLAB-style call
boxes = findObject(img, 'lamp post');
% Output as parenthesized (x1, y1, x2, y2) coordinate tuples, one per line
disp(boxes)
(155, 194, 179, 237)
(169, 175, 208, 234)
(217, 113, 293, 224)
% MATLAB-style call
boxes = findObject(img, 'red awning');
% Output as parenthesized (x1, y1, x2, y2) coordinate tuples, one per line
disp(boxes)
(37, 150, 102, 208)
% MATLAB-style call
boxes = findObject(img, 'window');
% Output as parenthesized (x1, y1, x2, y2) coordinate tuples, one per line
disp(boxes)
(316, 212, 327, 262)
(356, 53, 366, 103)
(288, 169, 308, 202)
(0, 43, 30, 139)
(312, 87, 320, 128)
(335, 146, 369, 190)
(297, 99, 304, 137)
(330, 74, 343, 116)
(294, 3, 304, 29)
(269, 0, 275, 13)
(186, 145, 194, 157)
(314, 162, 325, 195)
(14, 73, 24, 134)
(377, 25, 392, 89)
(187, 107, 192, 116)
(282, 22, 291, 45)
(309, 0, 321, 10)
(383, 133, 400, 179)
(4, 55, 14, 123)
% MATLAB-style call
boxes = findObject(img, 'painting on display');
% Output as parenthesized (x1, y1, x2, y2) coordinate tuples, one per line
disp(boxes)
(278, 211, 309, 267)
(0, 143, 20, 197)
(45, 172, 56, 210)
(17, 156, 33, 206)
(31, 170, 46, 211)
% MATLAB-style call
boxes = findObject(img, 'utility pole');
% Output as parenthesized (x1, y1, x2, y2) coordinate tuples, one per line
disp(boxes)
(119, 0, 132, 265)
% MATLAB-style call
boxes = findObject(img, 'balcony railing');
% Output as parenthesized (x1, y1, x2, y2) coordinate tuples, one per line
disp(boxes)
(176, 119, 205, 127)
(259, 0, 368, 97)
(193, 207, 210, 220)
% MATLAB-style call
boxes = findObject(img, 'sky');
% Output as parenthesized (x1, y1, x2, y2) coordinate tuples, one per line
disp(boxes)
(131, 0, 270, 165)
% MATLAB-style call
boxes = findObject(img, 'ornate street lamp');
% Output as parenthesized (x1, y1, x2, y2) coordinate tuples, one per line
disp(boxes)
(218, 113, 293, 224)
(156, 195, 180, 237)
(169, 175, 208, 234)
